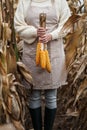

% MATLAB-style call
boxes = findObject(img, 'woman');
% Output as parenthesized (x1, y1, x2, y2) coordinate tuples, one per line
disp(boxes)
(14, 0, 71, 130)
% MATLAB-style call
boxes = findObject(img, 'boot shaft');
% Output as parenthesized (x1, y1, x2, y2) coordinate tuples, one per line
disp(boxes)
(29, 107, 42, 130)
(44, 107, 57, 130)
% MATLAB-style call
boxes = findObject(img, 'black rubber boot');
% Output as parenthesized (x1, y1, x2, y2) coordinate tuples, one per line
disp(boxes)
(44, 107, 57, 130)
(29, 107, 42, 130)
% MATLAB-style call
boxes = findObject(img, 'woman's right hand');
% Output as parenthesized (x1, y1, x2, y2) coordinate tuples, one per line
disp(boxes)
(37, 27, 46, 37)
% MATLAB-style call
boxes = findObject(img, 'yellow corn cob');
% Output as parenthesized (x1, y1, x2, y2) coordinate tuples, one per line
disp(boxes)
(36, 42, 41, 66)
(45, 50, 51, 73)
(40, 50, 46, 69)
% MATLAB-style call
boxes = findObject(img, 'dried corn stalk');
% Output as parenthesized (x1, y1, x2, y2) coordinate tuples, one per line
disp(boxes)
(0, 1, 34, 130)
(54, 1, 87, 130)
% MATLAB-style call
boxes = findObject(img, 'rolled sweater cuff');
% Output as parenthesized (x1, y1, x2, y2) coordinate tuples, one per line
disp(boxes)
(50, 31, 58, 40)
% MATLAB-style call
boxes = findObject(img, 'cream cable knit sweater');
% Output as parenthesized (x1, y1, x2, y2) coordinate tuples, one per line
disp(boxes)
(14, 0, 71, 44)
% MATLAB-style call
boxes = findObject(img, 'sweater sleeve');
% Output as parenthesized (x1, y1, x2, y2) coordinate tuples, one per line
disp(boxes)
(14, 0, 37, 44)
(50, 0, 71, 40)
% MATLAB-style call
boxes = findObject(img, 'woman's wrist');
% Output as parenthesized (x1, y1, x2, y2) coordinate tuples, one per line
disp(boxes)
(39, 33, 52, 43)
(48, 34, 52, 41)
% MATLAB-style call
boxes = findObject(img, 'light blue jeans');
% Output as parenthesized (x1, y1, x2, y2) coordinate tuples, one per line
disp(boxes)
(29, 89, 57, 109)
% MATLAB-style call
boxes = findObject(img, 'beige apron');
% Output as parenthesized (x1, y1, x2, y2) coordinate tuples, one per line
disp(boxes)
(22, 3, 67, 90)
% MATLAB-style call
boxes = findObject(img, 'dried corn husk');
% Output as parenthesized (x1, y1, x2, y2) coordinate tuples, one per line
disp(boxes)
(6, 44, 17, 74)
(73, 78, 87, 106)
(2, 74, 21, 121)
(0, 123, 16, 130)
(12, 120, 25, 130)
(17, 62, 34, 86)
(84, 0, 87, 12)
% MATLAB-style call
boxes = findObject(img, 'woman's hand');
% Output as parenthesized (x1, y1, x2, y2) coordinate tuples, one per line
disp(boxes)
(37, 27, 46, 37)
(39, 34, 52, 43)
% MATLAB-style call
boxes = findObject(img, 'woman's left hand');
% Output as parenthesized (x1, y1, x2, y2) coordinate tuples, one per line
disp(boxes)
(39, 34, 52, 43)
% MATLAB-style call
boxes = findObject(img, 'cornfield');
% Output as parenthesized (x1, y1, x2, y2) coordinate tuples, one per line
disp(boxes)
(0, 0, 87, 130)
